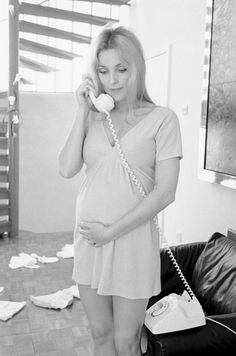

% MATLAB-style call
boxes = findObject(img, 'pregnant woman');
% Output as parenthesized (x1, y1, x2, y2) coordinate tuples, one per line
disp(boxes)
(58, 25, 182, 356)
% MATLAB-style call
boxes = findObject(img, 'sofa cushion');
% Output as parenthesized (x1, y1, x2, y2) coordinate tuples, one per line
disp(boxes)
(191, 233, 236, 314)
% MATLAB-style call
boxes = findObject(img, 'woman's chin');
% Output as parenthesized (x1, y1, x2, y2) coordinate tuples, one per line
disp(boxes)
(109, 93, 126, 103)
(106, 89, 126, 102)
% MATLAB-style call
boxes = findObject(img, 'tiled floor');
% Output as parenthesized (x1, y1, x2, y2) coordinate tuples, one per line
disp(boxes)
(0, 231, 93, 356)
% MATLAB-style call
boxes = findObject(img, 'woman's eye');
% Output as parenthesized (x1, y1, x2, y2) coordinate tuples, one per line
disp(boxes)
(98, 70, 107, 74)
(118, 68, 127, 73)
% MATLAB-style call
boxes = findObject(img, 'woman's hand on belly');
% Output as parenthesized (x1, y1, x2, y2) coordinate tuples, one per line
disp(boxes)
(78, 221, 113, 248)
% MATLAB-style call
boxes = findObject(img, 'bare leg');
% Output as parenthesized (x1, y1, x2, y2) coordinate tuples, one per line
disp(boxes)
(78, 284, 117, 356)
(113, 296, 149, 356)
(140, 326, 148, 354)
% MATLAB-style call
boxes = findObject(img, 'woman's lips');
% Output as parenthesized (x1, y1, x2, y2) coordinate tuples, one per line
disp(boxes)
(108, 88, 123, 92)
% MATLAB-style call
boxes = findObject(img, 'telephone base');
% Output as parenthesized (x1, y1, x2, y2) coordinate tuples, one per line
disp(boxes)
(145, 292, 206, 334)
(145, 313, 206, 334)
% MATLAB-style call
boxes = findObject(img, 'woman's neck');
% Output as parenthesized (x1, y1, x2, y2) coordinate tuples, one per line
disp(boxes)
(113, 100, 130, 114)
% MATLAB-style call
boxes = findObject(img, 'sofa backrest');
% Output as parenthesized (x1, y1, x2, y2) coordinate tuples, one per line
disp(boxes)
(147, 241, 205, 307)
(191, 231, 236, 315)
(227, 228, 236, 242)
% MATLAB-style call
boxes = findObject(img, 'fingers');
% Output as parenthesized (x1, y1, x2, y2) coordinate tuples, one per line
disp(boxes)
(79, 222, 89, 230)
(81, 74, 96, 94)
(78, 228, 98, 248)
(79, 222, 93, 236)
(81, 73, 92, 81)
(75, 74, 97, 106)
(76, 82, 93, 99)
(78, 222, 92, 239)
(80, 233, 99, 248)
(78, 221, 104, 248)
(78, 227, 89, 238)
(82, 73, 98, 93)
(79, 230, 94, 243)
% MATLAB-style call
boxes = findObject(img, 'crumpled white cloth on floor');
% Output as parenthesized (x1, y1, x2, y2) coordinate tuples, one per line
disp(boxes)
(63, 285, 80, 299)
(9, 253, 39, 269)
(56, 244, 74, 259)
(30, 285, 79, 309)
(9, 252, 59, 269)
(0, 301, 26, 321)
(31, 253, 59, 264)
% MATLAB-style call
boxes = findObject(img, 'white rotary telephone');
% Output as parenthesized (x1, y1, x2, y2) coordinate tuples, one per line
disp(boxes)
(145, 291, 206, 334)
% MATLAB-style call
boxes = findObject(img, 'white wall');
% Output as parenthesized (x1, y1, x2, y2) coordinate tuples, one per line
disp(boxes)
(19, 92, 84, 233)
(129, 0, 236, 244)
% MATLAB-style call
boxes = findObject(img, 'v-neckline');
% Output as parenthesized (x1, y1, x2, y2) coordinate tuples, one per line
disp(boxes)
(100, 106, 158, 148)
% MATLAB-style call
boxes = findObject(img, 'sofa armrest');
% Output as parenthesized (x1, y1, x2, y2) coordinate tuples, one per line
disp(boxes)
(206, 312, 236, 333)
(145, 313, 236, 356)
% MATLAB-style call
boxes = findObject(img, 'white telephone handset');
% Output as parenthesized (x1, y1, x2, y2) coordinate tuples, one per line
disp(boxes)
(145, 291, 206, 334)
(89, 91, 115, 113)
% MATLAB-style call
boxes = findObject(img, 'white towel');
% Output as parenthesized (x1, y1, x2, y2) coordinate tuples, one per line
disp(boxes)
(30, 289, 74, 309)
(56, 244, 74, 259)
(9, 252, 59, 269)
(31, 253, 59, 264)
(30, 285, 79, 309)
(9, 253, 39, 269)
(63, 285, 80, 299)
(0, 301, 26, 321)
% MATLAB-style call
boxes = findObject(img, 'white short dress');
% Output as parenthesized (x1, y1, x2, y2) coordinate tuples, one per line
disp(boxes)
(72, 106, 183, 299)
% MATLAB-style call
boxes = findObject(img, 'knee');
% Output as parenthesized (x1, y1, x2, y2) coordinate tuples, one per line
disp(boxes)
(114, 330, 140, 355)
(90, 323, 113, 346)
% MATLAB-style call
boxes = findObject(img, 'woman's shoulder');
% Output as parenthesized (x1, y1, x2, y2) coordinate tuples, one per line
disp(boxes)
(141, 104, 180, 137)
(149, 104, 178, 124)
(137, 102, 176, 116)
(138, 103, 177, 125)
(153, 106, 181, 139)
(151, 104, 176, 116)
(134, 102, 157, 118)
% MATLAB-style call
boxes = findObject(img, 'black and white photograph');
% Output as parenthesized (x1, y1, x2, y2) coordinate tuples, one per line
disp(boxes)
(0, 1, 236, 355)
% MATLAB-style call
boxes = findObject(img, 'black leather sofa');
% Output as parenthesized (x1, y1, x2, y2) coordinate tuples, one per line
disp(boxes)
(145, 229, 236, 356)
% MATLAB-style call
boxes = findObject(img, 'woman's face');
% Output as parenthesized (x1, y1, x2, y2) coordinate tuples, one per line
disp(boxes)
(97, 48, 130, 103)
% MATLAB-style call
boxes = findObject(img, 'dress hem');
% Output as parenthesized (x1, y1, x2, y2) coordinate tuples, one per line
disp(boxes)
(73, 279, 161, 300)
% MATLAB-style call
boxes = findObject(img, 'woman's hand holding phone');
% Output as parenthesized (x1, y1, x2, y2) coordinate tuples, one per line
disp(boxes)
(75, 73, 97, 112)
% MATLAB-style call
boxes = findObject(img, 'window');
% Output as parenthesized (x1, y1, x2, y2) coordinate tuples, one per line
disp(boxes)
(20, 0, 129, 92)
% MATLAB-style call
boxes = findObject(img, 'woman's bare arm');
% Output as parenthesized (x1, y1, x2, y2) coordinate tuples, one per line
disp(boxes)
(58, 107, 88, 178)
(109, 157, 180, 239)
(58, 74, 96, 178)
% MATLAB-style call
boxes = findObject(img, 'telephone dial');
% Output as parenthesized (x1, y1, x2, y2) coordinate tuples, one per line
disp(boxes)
(145, 291, 206, 334)
(89, 91, 115, 113)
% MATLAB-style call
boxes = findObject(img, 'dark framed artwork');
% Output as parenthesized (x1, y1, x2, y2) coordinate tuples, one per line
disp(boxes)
(199, 0, 236, 189)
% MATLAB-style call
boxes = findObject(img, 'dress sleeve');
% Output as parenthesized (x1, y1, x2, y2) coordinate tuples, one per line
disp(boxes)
(155, 109, 183, 162)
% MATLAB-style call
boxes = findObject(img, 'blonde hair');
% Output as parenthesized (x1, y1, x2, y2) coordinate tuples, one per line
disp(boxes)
(89, 24, 154, 111)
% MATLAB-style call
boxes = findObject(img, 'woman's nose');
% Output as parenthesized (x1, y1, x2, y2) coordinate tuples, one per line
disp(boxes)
(109, 71, 118, 85)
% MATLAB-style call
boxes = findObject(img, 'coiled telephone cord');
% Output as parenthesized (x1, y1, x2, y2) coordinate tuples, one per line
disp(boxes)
(104, 110, 195, 300)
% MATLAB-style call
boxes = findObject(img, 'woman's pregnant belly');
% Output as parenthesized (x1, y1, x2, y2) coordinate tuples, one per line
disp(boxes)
(75, 159, 143, 226)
